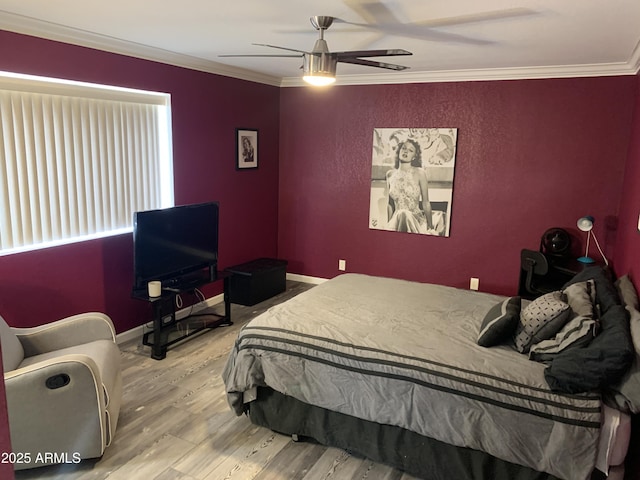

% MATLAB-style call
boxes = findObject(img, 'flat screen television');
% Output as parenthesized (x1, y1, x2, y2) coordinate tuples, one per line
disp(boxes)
(132, 202, 219, 295)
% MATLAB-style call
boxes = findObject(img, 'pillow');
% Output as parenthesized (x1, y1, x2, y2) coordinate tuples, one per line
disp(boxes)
(513, 291, 571, 353)
(616, 275, 639, 312)
(529, 315, 598, 363)
(563, 279, 596, 318)
(563, 266, 619, 314)
(477, 297, 521, 347)
(607, 306, 640, 413)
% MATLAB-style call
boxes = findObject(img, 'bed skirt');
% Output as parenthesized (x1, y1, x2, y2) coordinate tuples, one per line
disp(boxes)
(246, 387, 603, 480)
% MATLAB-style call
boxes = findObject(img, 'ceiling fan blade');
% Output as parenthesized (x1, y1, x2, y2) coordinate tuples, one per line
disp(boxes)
(414, 8, 538, 28)
(341, 20, 493, 45)
(219, 54, 301, 58)
(336, 49, 412, 59)
(338, 57, 409, 71)
(345, 0, 398, 25)
(252, 43, 308, 55)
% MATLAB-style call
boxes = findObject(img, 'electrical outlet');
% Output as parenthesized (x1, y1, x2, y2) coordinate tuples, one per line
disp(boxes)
(338, 259, 346, 271)
(470, 277, 479, 291)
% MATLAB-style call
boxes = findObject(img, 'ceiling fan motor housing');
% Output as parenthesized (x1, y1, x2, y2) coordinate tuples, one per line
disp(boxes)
(304, 52, 337, 78)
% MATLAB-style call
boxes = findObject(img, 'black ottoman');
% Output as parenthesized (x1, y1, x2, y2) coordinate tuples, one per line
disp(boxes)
(225, 258, 288, 306)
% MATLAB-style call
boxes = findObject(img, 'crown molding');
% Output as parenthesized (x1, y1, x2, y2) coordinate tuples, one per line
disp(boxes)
(1, 10, 638, 89)
(280, 59, 640, 87)
(0, 11, 282, 87)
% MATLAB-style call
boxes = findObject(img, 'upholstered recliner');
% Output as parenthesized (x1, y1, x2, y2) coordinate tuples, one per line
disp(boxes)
(0, 312, 122, 470)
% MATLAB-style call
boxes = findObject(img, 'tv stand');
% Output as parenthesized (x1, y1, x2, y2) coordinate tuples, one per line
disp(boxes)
(132, 271, 232, 360)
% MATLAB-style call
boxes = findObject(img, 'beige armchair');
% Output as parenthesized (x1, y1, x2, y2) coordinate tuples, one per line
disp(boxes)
(0, 312, 122, 470)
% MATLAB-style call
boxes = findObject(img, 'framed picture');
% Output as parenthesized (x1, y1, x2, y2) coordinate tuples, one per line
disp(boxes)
(369, 128, 458, 237)
(236, 128, 258, 170)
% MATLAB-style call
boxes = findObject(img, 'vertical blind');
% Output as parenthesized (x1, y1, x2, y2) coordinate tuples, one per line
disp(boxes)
(0, 73, 173, 253)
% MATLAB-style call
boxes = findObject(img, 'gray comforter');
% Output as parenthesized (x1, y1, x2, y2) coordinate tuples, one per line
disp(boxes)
(223, 273, 601, 480)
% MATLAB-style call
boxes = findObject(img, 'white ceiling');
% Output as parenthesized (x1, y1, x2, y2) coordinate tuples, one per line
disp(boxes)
(1, 0, 639, 87)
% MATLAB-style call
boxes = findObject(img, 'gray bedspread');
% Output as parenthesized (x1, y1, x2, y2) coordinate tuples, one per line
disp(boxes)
(223, 274, 601, 480)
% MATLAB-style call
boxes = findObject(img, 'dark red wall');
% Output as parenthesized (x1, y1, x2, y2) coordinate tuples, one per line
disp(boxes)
(278, 78, 636, 295)
(613, 74, 640, 283)
(0, 30, 281, 332)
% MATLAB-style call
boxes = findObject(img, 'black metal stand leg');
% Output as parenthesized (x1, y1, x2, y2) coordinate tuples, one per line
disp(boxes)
(151, 302, 167, 360)
(151, 294, 176, 360)
(223, 276, 233, 326)
(151, 346, 167, 361)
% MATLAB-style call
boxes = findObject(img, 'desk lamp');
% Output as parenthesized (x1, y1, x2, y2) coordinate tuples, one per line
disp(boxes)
(576, 216, 609, 265)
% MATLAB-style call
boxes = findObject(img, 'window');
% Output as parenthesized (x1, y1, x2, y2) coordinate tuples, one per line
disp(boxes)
(0, 71, 173, 255)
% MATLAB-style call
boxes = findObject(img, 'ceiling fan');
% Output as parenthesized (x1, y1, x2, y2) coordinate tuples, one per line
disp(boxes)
(219, 15, 412, 86)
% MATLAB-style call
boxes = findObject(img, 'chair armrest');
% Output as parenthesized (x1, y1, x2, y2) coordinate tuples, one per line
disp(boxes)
(4, 355, 108, 462)
(13, 312, 116, 357)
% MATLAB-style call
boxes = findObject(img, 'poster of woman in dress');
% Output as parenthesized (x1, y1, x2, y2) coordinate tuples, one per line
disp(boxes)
(369, 128, 458, 237)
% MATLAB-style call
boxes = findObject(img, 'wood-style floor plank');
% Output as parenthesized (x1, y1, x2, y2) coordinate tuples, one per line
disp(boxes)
(251, 441, 327, 480)
(13, 280, 418, 480)
(200, 424, 290, 480)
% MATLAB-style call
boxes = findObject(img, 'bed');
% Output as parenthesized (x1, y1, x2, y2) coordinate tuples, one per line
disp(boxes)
(223, 267, 637, 480)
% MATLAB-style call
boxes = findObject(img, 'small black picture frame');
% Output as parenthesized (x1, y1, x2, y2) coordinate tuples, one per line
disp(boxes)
(236, 128, 258, 170)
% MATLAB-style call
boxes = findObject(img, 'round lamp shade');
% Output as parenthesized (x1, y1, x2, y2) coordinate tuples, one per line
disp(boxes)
(577, 216, 594, 232)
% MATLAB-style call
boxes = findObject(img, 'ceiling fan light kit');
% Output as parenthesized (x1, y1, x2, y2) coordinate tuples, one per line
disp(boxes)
(303, 52, 337, 86)
(220, 15, 411, 86)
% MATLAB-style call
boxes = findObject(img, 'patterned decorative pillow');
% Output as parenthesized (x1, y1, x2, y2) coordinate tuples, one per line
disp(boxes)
(477, 297, 521, 347)
(513, 291, 571, 353)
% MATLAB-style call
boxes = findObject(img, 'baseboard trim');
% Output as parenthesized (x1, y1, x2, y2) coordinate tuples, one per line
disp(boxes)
(286, 273, 328, 284)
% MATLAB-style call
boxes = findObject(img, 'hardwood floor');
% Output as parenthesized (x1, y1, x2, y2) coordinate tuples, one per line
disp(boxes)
(15, 280, 419, 480)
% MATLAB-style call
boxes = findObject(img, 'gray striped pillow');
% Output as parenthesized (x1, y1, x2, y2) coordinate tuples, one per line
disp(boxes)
(529, 315, 598, 363)
(478, 297, 521, 347)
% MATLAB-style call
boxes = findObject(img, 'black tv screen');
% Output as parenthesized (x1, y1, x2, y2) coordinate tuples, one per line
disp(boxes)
(132, 202, 219, 293)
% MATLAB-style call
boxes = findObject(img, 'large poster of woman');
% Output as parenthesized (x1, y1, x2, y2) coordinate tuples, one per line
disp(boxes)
(369, 128, 458, 237)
